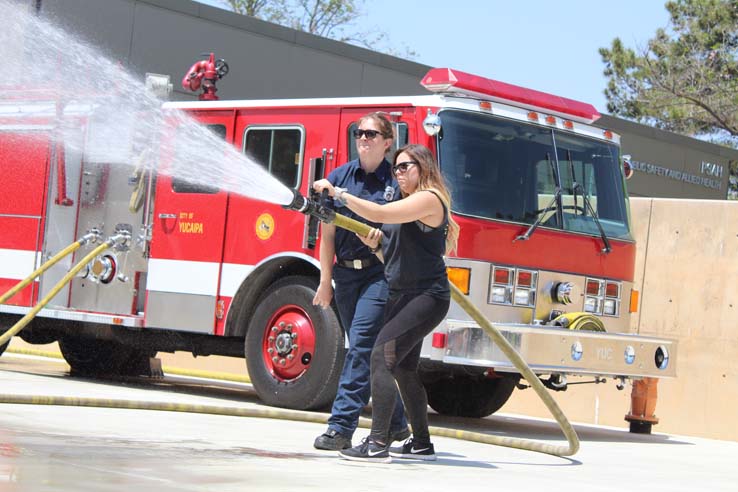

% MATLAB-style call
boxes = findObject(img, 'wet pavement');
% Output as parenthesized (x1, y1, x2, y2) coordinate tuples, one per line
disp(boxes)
(0, 353, 735, 491)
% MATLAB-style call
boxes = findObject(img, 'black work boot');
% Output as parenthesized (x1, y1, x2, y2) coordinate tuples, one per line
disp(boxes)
(314, 429, 352, 450)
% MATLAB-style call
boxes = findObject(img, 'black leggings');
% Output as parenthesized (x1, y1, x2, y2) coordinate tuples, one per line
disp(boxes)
(369, 293, 449, 444)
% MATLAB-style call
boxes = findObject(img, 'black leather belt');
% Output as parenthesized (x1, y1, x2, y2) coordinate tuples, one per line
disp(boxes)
(337, 256, 380, 270)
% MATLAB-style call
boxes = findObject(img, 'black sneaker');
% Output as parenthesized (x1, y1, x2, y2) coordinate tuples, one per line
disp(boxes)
(338, 437, 391, 463)
(389, 427, 411, 443)
(314, 429, 352, 450)
(389, 438, 436, 461)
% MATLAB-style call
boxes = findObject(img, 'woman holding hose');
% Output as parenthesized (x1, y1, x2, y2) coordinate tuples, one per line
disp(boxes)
(313, 143, 459, 463)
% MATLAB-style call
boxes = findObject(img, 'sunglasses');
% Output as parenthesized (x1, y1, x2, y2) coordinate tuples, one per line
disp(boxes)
(392, 161, 417, 175)
(353, 129, 383, 139)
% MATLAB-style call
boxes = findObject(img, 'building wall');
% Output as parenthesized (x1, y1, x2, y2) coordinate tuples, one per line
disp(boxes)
(39, 0, 428, 101)
(40, 0, 738, 201)
(600, 115, 737, 200)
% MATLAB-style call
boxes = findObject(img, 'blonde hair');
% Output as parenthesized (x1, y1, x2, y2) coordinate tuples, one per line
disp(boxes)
(393, 144, 460, 254)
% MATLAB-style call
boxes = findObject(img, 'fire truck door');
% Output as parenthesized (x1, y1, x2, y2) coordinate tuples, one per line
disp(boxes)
(146, 123, 229, 333)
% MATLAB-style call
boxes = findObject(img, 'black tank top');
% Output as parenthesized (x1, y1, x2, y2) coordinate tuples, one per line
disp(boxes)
(381, 190, 450, 300)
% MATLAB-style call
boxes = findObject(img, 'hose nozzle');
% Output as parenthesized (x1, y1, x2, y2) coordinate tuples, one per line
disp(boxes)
(282, 189, 336, 223)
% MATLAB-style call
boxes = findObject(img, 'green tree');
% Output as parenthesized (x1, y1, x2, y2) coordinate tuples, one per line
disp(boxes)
(220, 0, 416, 58)
(600, 0, 738, 146)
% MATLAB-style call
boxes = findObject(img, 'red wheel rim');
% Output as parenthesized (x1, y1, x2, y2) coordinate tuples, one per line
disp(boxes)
(261, 304, 317, 381)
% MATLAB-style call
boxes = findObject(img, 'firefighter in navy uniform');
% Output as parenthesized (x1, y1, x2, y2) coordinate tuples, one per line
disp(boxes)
(312, 112, 409, 450)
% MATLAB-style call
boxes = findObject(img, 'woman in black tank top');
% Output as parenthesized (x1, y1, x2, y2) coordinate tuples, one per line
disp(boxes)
(313, 144, 459, 463)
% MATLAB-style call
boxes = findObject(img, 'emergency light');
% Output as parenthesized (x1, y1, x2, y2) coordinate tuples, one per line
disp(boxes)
(421, 68, 601, 124)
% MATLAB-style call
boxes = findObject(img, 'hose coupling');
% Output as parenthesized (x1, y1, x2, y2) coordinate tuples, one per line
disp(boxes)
(80, 228, 103, 245)
(109, 224, 134, 251)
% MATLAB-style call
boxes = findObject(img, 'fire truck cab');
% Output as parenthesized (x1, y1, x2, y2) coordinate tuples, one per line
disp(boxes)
(0, 68, 676, 417)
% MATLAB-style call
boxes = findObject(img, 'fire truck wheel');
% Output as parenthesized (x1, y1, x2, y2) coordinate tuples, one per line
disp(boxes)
(119, 349, 158, 376)
(425, 374, 520, 418)
(245, 275, 344, 411)
(59, 336, 134, 376)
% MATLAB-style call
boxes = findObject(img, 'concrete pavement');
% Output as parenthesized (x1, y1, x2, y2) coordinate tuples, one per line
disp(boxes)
(0, 353, 735, 491)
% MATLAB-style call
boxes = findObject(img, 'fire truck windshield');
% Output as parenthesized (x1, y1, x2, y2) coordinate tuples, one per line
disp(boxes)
(438, 110, 631, 240)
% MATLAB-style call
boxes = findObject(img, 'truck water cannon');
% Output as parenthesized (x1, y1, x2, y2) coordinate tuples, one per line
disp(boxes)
(181, 53, 229, 101)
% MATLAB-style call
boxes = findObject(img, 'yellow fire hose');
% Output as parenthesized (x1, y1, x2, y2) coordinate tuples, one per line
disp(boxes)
(0, 216, 579, 458)
(333, 213, 579, 456)
(0, 238, 86, 305)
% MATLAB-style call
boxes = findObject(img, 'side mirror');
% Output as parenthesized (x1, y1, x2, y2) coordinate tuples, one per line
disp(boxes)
(622, 154, 634, 180)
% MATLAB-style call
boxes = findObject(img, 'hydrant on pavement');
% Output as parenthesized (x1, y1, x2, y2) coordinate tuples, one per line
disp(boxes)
(625, 377, 659, 434)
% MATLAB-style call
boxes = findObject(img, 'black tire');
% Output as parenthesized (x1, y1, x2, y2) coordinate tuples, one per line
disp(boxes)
(425, 374, 520, 418)
(245, 276, 344, 410)
(119, 349, 158, 376)
(59, 336, 133, 375)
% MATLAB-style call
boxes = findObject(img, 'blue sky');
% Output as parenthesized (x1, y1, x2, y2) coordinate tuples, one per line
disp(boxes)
(195, 0, 672, 113)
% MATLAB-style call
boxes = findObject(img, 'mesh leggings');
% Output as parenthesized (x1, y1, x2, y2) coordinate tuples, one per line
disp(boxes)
(369, 293, 449, 444)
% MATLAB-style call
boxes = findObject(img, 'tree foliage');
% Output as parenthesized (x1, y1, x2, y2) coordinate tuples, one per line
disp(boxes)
(600, 0, 738, 146)
(220, 0, 416, 58)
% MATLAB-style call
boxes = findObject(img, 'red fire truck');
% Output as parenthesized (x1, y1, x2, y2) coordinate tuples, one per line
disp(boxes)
(0, 66, 675, 418)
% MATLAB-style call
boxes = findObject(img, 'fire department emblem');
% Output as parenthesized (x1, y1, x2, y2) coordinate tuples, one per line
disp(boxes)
(256, 213, 275, 240)
(384, 186, 395, 202)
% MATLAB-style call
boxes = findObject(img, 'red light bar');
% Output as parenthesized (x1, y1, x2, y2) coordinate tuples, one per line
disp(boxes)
(421, 68, 601, 124)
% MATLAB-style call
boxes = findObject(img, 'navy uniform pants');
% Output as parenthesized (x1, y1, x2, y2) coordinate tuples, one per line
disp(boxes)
(327, 262, 407, 438)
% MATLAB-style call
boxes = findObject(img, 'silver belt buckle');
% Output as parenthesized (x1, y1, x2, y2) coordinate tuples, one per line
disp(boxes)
(353, 259, 363, 270)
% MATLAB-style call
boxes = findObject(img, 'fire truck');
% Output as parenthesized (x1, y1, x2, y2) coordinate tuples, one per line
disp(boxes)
(0, 65, 676, 418)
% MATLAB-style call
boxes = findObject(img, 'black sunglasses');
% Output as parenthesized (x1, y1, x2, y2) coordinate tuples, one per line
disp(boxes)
(392, 161, 417, 174)
(353, 129, 383, 139)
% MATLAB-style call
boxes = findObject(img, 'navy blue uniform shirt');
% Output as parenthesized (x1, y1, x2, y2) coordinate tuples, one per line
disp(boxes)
(327, 158, 399, 262)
